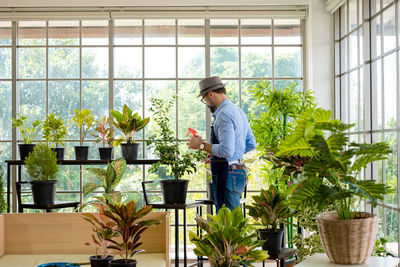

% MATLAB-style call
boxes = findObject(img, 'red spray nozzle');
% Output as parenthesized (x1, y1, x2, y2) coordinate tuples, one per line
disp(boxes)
(186, 128, 198, 137)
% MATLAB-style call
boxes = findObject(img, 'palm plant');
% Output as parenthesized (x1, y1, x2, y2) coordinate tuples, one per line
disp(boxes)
(190, 206, 269, 267)
(276, 108, 392, 219)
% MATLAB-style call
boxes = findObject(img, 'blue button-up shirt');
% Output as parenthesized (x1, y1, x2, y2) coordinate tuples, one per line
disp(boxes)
(211, 99, 256, 164)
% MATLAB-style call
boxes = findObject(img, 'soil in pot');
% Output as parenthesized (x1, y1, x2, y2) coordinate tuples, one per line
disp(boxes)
(30, 180, 57, 205)
(89, 255, 114, 267)
(99, 147, 113, 160)
(109, 259, 137, 267)
(160, 179, 189, 205)
(75, 146, 89, 160)
(258, 228, 283, 252)
(120, 143, 139, 161)
(51, 148, 64, 160)
(19, 144, 35, 160)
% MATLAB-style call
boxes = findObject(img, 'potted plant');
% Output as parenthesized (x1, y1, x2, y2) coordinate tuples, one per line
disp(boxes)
(98, 199, 159, 267)
(111, 105, 150, 161)
(25, 143, 59, 205)
(82, 201, 118, 267)
(10, 113, 41, 160)
(72, 109, 94, 160)
(83, 158, 126, 203)
(92, 116, 115, 160)
(146, 97, 204, 205)
(42, 113, 68, 160)
(246, 185, 291, 252)
(190, 206, 269, 267)
(276, 108, 392, 264)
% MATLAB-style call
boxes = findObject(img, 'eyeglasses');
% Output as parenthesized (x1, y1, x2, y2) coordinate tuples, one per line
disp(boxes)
(201, 93, 208, 104)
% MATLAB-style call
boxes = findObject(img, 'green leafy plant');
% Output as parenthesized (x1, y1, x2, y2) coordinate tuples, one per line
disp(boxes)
(146, 97, 204, 181)
(277, 108, 392, 220)
(42, 113, 68, 148)
(0, 164, 6, 213)
(98, 199, 159, 263)
(111, 105, 150, 146)
(83, 158, 126, 201)
(190, 206, 269, 267)
(11, 113, 41, 144)
(25, 143, 59, 181)
(372, 237, 389, 257)
(82, 201, 118, 259)
(246, 185, 291, 230)
(72, 109, 94, 143)
(92, 116, 115, 147)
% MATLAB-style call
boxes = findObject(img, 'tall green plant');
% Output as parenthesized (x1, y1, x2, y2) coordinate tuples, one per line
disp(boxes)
(146, 97, 204, 181)
(190, 206, 269, 267)
(25, 143, 59, 181)
(0, 165, 6, 213)
(42, 113, 68, 148)
(111, 105, 150, 145)
(72, 109, 94, 143)
(10, 113, 41, 144)
(277, 108, 392, 220)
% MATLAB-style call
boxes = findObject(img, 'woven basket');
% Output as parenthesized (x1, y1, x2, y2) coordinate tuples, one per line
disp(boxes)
(317, 211, 378, 265)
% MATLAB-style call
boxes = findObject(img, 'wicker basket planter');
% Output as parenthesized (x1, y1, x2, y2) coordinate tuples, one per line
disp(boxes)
(317, 211, 378, 265)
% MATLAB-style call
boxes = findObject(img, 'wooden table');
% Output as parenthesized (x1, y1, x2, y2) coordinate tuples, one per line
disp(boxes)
(297, 253, 399, 267)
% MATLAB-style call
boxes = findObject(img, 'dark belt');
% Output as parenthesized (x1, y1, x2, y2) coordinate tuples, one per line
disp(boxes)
(229, 164, 244, 171)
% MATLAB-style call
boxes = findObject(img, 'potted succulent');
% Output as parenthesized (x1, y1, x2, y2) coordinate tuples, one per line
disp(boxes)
(146, 97, 204, 205)
(82, 201, 118, 267)
(25, 143, 59, 205)
(190, 206, 269, 267)
(11, 113, 41, 160)
(277, 108, 392, 264)
(111, 105, 150, 161)
(72, 109, 94, 160)
(246, 185, 291, 252)
(83, 158, 126, 203)
(42, 113, 68, 160)
(92, 116, 115, 160)
(98, 199, 159, 267)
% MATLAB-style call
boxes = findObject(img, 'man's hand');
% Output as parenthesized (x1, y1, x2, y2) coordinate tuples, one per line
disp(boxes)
(187, 135, 203, 150)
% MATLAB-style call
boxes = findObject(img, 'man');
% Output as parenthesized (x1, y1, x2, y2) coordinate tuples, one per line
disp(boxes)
(188, 76, 256, 212)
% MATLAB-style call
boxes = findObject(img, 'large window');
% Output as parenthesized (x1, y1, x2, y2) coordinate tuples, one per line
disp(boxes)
(335, 0, 399, 255)
(0, 13, 304, 250)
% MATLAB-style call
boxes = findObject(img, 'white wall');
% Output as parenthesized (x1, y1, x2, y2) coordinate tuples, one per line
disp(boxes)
(0, 0, 334, 111)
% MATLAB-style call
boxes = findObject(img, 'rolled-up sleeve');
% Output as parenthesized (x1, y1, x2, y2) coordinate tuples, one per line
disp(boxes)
(245, 124, 257, 153)
(212, 113, 235, 159)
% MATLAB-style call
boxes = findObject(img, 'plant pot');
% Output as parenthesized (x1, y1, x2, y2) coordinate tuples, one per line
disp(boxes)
(19, 144, 35, 160)
(317, 211, 378, 264)
(52, 148, 64, 160)
(75, 146, 89, 160)
(109, 259, 137, 267)
(120, 143, 139, 161)
(258, 228, 283, 252)
(206, 180, 214, 201)
(99, 147, 113, 160)
(160, 179, 189, 205)
(30, 180, 57, 205)
(89, 255, 114, 267)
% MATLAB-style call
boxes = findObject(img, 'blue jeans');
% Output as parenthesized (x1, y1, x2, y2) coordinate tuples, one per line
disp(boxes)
(212, 169, 246, 212)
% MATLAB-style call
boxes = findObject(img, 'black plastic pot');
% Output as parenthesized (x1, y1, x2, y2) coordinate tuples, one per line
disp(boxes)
(51, 148, 64, 160)
(120, 143, 139, 161)
(19, 144, 35, 160)
(206, 181, 214, 201)
(89, 255, 114, 267)
(99, 147, 113, 160)
(30, 180, 57, 205)
(160, 179, 189, 205)
(258, 228, 284, 252)
(75, 146, 89, 160)
(109, 259, 137, 267)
